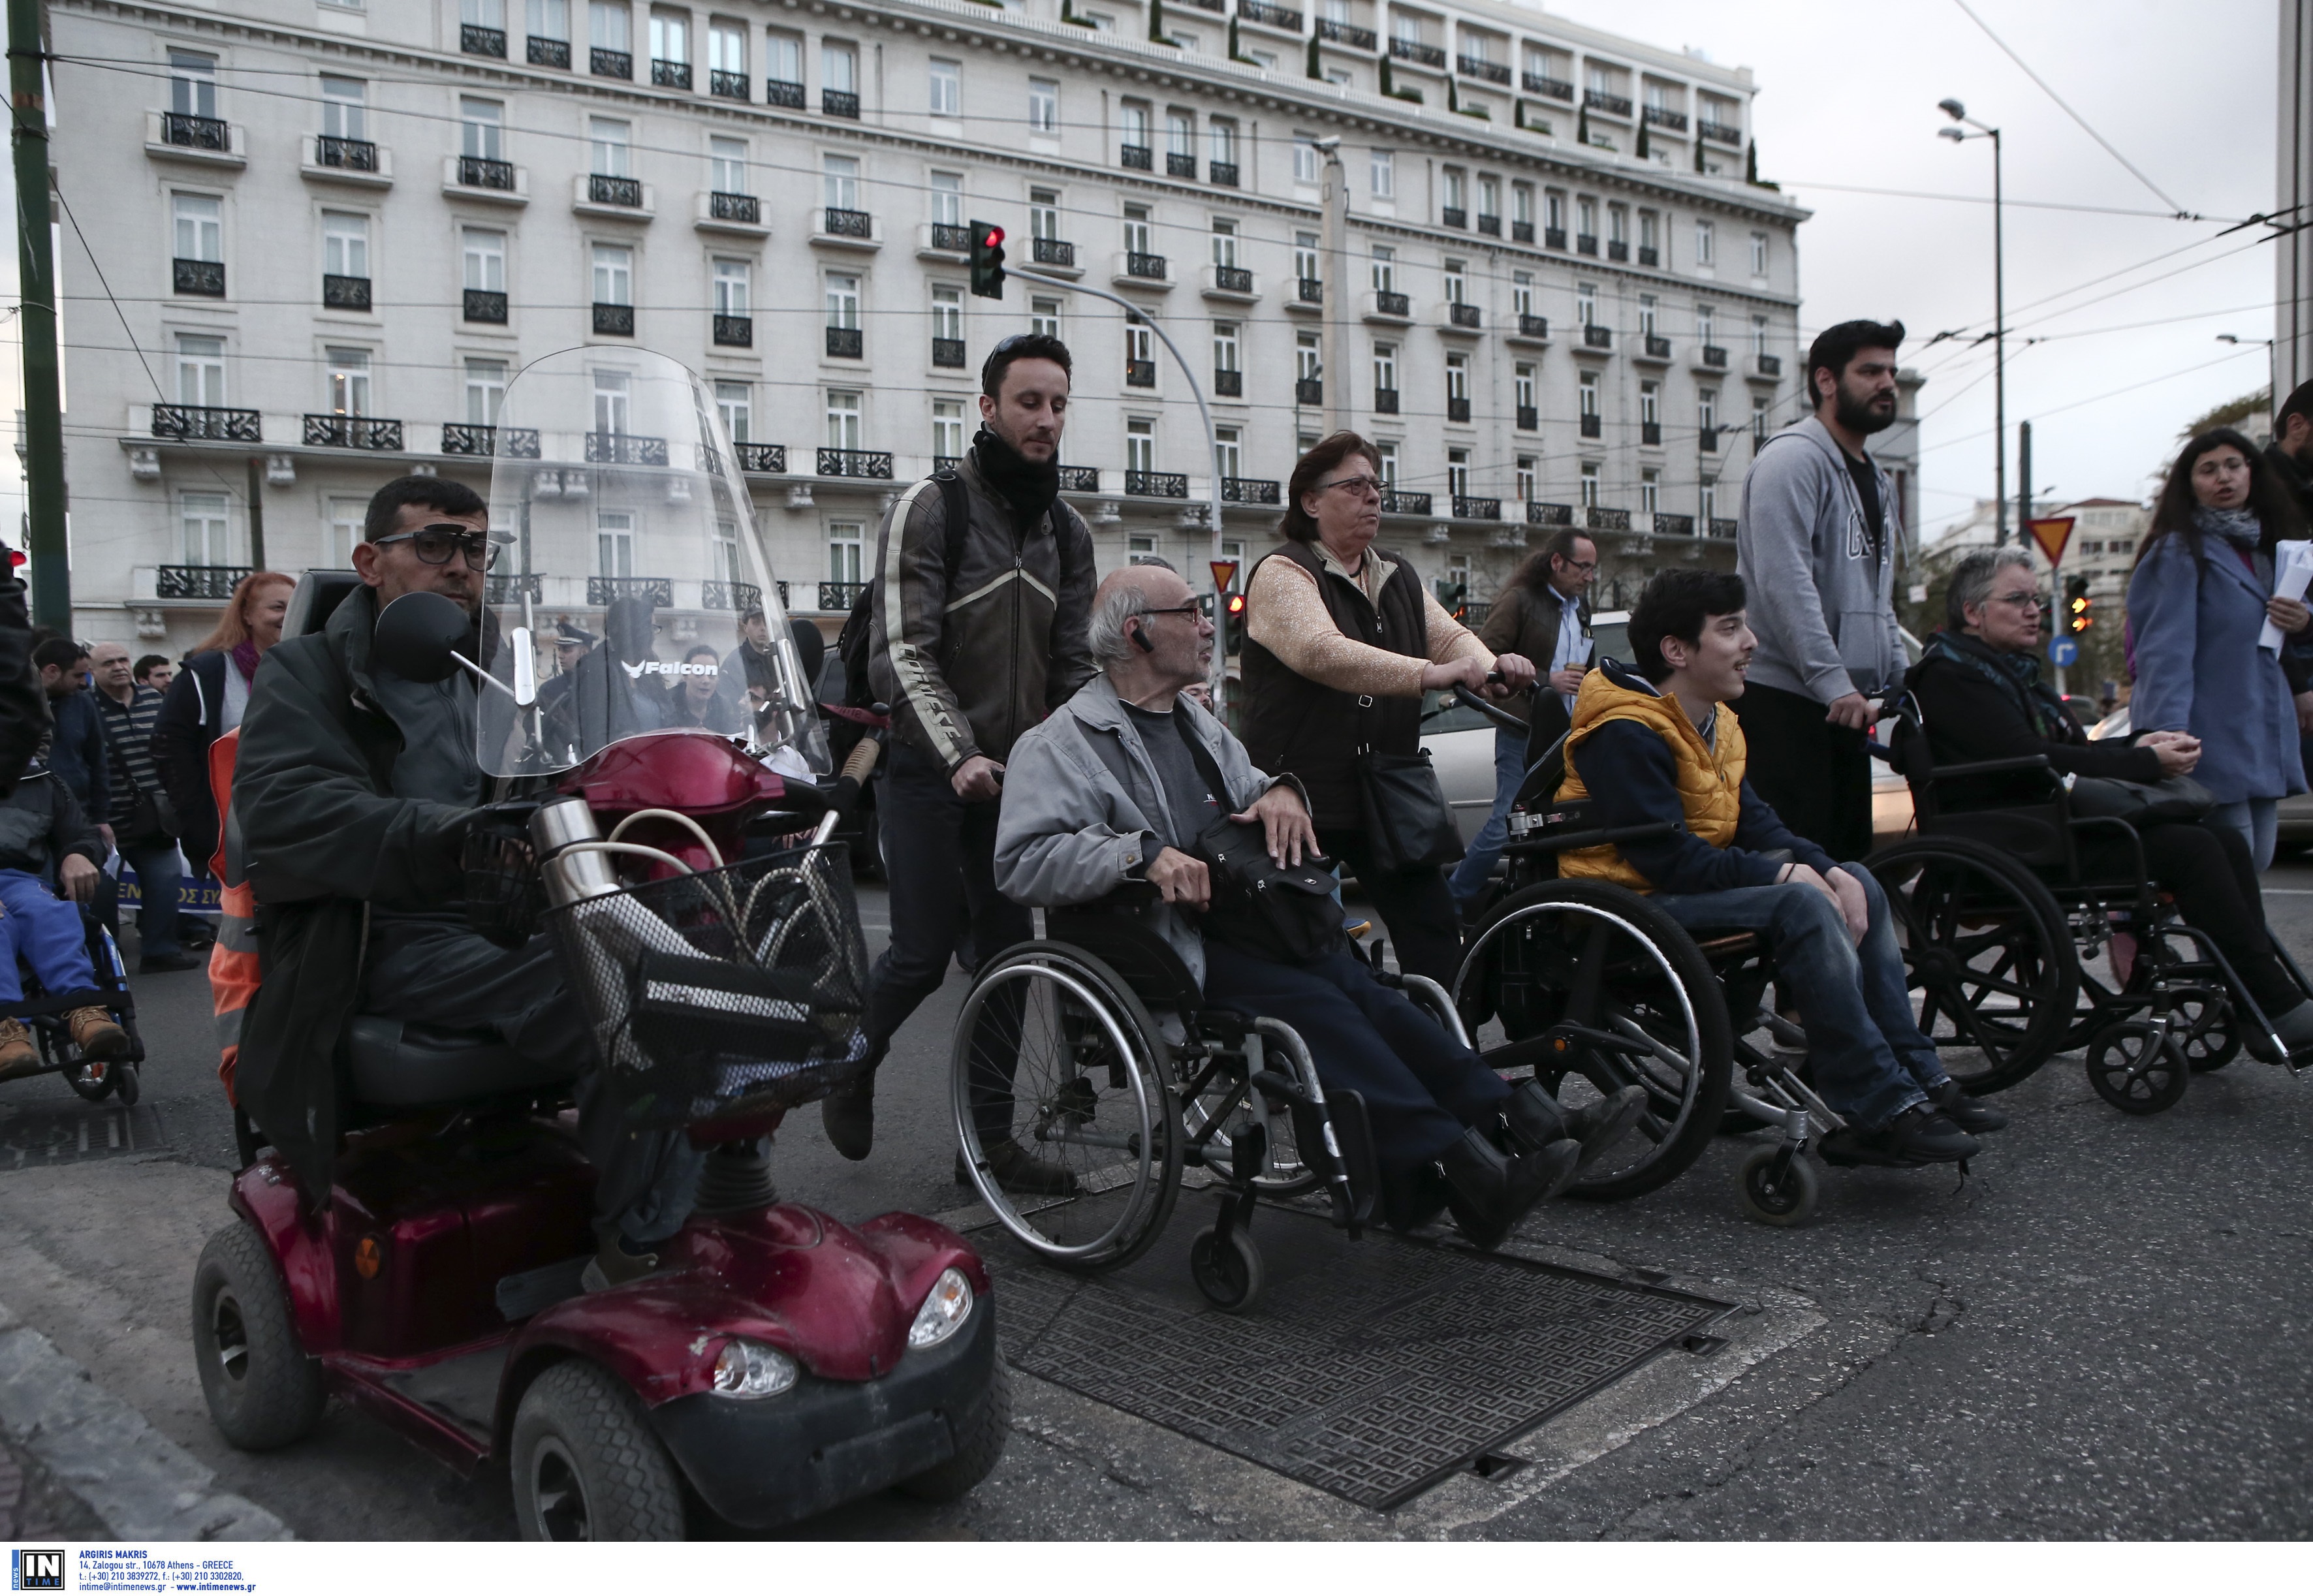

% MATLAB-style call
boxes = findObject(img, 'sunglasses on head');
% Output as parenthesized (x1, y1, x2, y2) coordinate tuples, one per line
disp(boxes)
(374, 524, 502, 571)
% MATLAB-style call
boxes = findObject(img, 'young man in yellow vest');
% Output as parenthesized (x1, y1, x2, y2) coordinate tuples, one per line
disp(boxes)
(1556, 569, 2003, 1165)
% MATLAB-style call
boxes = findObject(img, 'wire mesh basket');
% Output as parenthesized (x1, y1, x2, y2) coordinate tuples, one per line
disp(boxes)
(547, 842, 871, 1126)
(462, 813, 546, 948)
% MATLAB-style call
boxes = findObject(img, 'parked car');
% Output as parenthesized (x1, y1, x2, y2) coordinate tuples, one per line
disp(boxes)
(2086, 704, 2313, 851)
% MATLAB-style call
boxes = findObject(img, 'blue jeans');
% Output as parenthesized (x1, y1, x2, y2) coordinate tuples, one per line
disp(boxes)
(0, 869, 98, 1004)
(119, 843, 183, 958)
(1447, 726, 1529, 911)
(2211, 798, 2280, 872)
(1651, 869, 1945, 1131)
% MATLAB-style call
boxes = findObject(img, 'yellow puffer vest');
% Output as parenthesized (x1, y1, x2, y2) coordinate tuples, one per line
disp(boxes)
(1555, 670, 1746, 892)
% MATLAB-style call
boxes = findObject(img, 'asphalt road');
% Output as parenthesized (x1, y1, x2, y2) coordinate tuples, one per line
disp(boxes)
(2, 864, 2310, 1540)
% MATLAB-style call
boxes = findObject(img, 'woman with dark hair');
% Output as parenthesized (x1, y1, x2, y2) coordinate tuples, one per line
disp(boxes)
(2128, 427, 2313, 868)
(664, 642, 744, 733)
(154, 568, 295, 875)
(1238, 431, 1535, 987)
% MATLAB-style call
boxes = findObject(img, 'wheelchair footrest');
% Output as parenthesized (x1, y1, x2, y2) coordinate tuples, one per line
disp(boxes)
(1321, 1089, 1381, 1236)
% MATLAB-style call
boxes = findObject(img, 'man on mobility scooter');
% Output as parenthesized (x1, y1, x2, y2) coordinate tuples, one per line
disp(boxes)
(1555, 569, 2006, 1166)
(994, 561, 1646, 1245)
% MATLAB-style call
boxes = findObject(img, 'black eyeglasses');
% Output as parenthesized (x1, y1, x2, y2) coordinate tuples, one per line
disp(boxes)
(373, 524, 501, 571)
(1137, 602, 1206, 621)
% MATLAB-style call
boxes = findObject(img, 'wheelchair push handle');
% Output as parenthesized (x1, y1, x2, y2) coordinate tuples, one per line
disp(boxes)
(1451, 680, 1528, 734)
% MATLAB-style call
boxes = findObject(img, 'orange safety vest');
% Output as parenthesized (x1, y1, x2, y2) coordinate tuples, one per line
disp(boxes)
(205, 728, 259, 1104)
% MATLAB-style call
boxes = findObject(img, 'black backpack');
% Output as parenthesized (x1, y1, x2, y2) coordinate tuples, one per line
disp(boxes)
(835, 469, 1071, 709)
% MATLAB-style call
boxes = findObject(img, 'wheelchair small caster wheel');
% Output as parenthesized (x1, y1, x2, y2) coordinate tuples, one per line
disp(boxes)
(1737, 1145, 1818, 1227)
(67, 1063, 113, 1104)
(2179, 999, 2241, 1074)
(112, 1064, 140, 1107)
(1189, 1226, 1263, 1313)
(2085, 1021, 2189, 1115)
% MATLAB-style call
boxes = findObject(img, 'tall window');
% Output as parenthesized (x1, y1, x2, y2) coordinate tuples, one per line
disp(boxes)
(1372, 342, 1396, 394)
(931, 283, 962, 340)
(715, 380, 751, 442)
(1208, 118, 1237, 167)
(1297, 332, 1321, 384)
(765, 32, 800, 86)
(1700, 480, 1718, 523)
(325, 347, 371, 415)
(591, 243, 632, 305)
(1545, 191, 1566, 234)
(589, 117, 631, 176)
(1639, 210, 1658, 255)
(1029, 78, 1058, 134)
(714, 258, 750, 317)
(928, 57, 960, 116)
(1122, 204, 1152, 256)
(1696, 304, 1716, 347)
(1752, 315, 1770, 356)
(460, 97, 503, 160)
(648, 8, 687, 63)
(1212, 321, 1240, 374)
(1371, 245, 1394, 292)
(821, 40, 856, 94)
(465, 358, 507, 425)
(932, 399, 965, 461)
(528, 0, 569, 42)
(1447, 449, 1469, 499)
(1215, 425, 1242, 481)
(1030, 189, 1060, 240)
(828, 522, 864, 585)
(1370, 149, 1394, 198)
(1512, 271, 1534, 319)
(1641, 469, 1660, 518)
(1210, 217, 1237, 268)
(175, 334, 225, 406)
(708, 20, 744, 76)
(1126, 417, 1154, 475)
(1578, 370, 1598, 418)
(710, 136, 747, 195)
(822, 153, 858, 210)
(1697, 387, 1718, 438)
(1694, 218, 1715, 266)
(1750, 231, 1768, 275)
(181, 492, 230, 566)
(1577, 283, 1597, 324)
(320, 76, 366, 140)
(825, 389, 862, 449)
(712, 520, 740, 586)
(1120, 102, 1149, 151)
(1576, 195, 1597, 240)
(597, 510, 635, 579)
(1442, 259, 1466, 304)
(1295, 231, 1320, 287)
(1639, 293, 1658, 336)
(1640, 381, 1660, 428)
(1167, 109, 1195, 159)
(1580, 462, 1599, 508)
(1030, 298, 1061, 339)
(1512, 183, 1534, 228)
(1445, 352, 1469, 405)
(1477, 174, 1500, 222)
(173, 193, 222, 264)
(590, 1, 629, 53)
(1752, 394, 1770, 444)
(322, 211, 368, 279)
(169, 51, 217, 118)
(1293, 134, 1319, 186)
(1608, 204, 1628, 246)
(929, 172, 963, 227)
(1514, 364, 1536, 414)
(825, 272, 860, 330)
(1125, 320, 1153, 369)
(1515, 456, 1537, 503)
(593, 368, 630, 433)
(1376, 440, 1398, 485)
(1442, 168, 1467, 216)
(463, 227, 505, 291)
(328, 496, 366, 566)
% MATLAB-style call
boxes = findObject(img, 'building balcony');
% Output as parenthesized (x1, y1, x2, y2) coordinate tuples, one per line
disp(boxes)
(715, 314, 753, 347)
(711, 70, 747, 100)
(1362, 290, 1412, 324)
(1524, 72, 1573, 101)
(1699, 426, 1718, 453)
(699, 191, 767, 238)
(925, 222, 972, 256)
(1644, 105, 1689, 132)
(1209, 161, 1240, 188)
(1459, 57, 1510, 84)
(462, 289, 508, 326)
(321, 273, 371, 312)
(1223, 478, 1280, 505)
(1697, 345, 1729, 370)
(1477, 213, 1501, 237)
(1507, 313, 1549, 345)
(156, 565, 254, 601)
(1117, 251, 1171, 285)
(1315, 18, 1376, 46)
(1453, 496, 1500, 521)
(1389, 39, 1447, 68)
(1607, 240, 1629, 262)
(146, 110, 244, 168)
(1511, 220, 1534, 243)
(1033, 237, 1078, 271)
(1582, 324, 1614, 350)
(814, 208, 881, 251)
(527, 35, 571, 68)
(151, 404, 260, 443)
(651, 59, 692, 90)
(1447, 396, 1471, 422)
(1125, 471, 1188, 499)
(1584, 89, 1633, 117)
(462, 23, 507, 57)
(1203, 264, 1257, 302)
(932, 337, 966, 369)
(702, 578, 766, 612)
(1575, 233, 1599, 257)
(1752, 353, 1783, 379)
(1440, 206, 1467, 229)
(1182, 0, 1223, 12)
(1445, 302, 1481, 330)
(173, 258, 225, 298)
(441, 424, 541, 458)
(1297, 377, 1323, 406)
(1635, 334, 1673, 363)
(593, 302, 635, 336)
(1126, 358, 1157, 388)
(735, 443, 788, 474)
(1238, 1, 1304, 31)
(1214, 369, 1242, 398)
(823, 89, 860, 118)
(582, 173, 648, 211)
(586, 431, 669, 465)
(588, 576, 672, 607)
(765, 79, 804, 109)
(1379, 488, 1430, 515)
(1699, 118, 1742, 145)
(1528, 501, 1574, 527)
(1058, 466, 1101, 492)
(1293, 277, 1323, 308)
(1653, 512, 1696, 537)
(304, 415, 403, 451)
(1638, 246, 1659, 267)
(1586, 506, 1631, 532)
(1167, 151, 1197, 178)
(591, 48, 631, 79)
(819, 581, 868, 614)
(826, 326, 864, 358)
(1374, 388, 1400, 415)
(1516, 405, 1537, 431)
(448, 155, 526, 204)
(1709, 517, 1739, 539)
(310, 135, 383, 178)
(1545, 226, 1567, 250)
(1579, 413, 1601, 439)
(1641, 421, 1662, 445)
(1120, 143, 1154, 171)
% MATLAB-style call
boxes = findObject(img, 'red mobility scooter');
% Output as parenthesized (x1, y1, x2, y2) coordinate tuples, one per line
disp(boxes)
(190, 350, 1003, 1539)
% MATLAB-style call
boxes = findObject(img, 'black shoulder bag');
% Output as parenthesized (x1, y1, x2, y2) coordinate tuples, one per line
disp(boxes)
(1174, 725, 1346, 964)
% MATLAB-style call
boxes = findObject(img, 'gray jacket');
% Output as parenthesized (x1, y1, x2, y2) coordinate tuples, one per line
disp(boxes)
(1735, 415, 1907, 704)
(994, 674, 1298, 988)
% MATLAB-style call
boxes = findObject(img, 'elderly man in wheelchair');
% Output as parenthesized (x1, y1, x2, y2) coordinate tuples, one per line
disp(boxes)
(1552, 570, 2006, 1172)
(0, 753, 134, 1082)
(980, 561, 1645, 1294)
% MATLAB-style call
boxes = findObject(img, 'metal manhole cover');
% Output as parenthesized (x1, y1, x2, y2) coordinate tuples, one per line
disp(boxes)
(0, 1101, 166, 1168)
(990, 1203, 1732, 1510)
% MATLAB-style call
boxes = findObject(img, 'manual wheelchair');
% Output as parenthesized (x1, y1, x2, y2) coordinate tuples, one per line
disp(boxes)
(7, 904, 148, 1106)
(1863, 695, 2313, 1118)
(949, 887, 1429, 1313)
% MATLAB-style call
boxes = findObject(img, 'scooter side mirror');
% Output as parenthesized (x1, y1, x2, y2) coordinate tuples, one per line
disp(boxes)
(371, 591, 472, 685)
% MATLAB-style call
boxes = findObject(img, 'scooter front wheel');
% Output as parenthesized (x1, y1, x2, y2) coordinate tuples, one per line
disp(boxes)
(191, 1223, 324, 1450)
(511, 1358, 687, 1541)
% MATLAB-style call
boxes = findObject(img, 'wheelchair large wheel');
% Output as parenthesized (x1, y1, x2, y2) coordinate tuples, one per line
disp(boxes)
(1868, 836, 2079, 1095)
(951, 942, 1182, 1272)
(1456, 881, 1734, 1202)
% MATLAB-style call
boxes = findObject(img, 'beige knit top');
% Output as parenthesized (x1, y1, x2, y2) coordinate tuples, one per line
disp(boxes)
(1243, 540, 1495, 698)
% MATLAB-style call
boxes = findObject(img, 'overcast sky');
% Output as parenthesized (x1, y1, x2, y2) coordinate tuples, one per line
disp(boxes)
(1538, 0, 2284, 539)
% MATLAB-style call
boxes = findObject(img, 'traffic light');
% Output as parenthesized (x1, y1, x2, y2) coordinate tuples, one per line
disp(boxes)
(969, 220, 1006, 299)
(1223, 589, 1247, 656)
(1434, 578, 1468, 621)
(2066, 573, 2092, 635)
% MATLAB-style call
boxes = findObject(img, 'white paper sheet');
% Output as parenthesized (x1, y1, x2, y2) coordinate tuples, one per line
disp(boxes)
(2261, 540, 2313, 651)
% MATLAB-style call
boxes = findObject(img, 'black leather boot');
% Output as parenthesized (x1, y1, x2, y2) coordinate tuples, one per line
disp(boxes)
(1503, 1080, 1650, 1170)
(1439, 1127, 1580, 1250)
(955, 1136, 1080, 1196)
(819, 1066, 877, 1161)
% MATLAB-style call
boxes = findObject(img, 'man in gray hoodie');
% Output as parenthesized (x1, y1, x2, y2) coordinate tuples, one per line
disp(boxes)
(1735, 320, 1910, 862)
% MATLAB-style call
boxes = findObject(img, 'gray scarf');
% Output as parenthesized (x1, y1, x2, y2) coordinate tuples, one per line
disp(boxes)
(2192, 504, 2263, 547)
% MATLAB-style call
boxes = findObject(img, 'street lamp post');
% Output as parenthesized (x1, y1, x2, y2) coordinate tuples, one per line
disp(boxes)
(1940, 99, 2006, 547)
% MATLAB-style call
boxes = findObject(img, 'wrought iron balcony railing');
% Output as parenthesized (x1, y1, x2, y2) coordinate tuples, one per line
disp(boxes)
(823, 89, 859, 118)
(1297, 378, 1323, 406)
(156, 565, 253, 601)
(1524, 72, 1573, 100)
(441, 423, 541, 458)
(163, 112, 229, 150)
(734, 443, 787, 474)
(593, 302, 634, 336)
(1057, 466, 1100, 492)
(1638, 246, 1659, 267)
(1223, 478, 1280, 505)
(591, 48, 631, 78)
(1120, 143, 1153, 170)
(932, 337, 966, 368)
(323, 274, 370, 311)
(764, 79, 804, 108)
(1755, 353, 1783, 377)
(1654, 512, 1696, 537)
(1512, 220, 1534, 243)
(1518, 314, 1549, 339)
(1710, 517, 1739, 539)
(1701, 345, 1728, 368)
(1389, 38, 1446, 67)
(715, 314, 753, 347)
(1584, 324, 1614, 349)
(174, 258, 225, 296)
(702, 580, 763, 612)
(1296, 277, 1323, 304)
(1516, 405, 1537, 431)
(1214, 369, 1242, 397)
(651, 59, 691, 89)
(1579, 413, 1601, 438)
(1607, 240, 1629, 262)
(462, 23, 507, 57)
(585, 431, 669, 465)
(1454, 496, 1500, 520)
(1477, 214, 1501, 236)
(1033, 237, 1075, 267)
(928, 222, 971, 253)
(818, 581, 867, 614)
(1125, 471, 1188, 499)
(486, 572, 545, 605)
(1644, 105, 1688, 131)
(1124, 251, 1167, 279)
(1168, 151, 1197, 178)
(459, 155, 514, 190)
(304, 415, 403, 450)
(1209, 161, 1239, 187)
(710, 191, 758, 223)
(1214, 264, 1253, 292)
(825, 326, 863, 358)
(1458, 57, 1509, 84)
(315, 136, 377, 171)
(1379, 488, 1430, 515)
(1699, 426, 1718, 454)
(817, 448, 893, 479)
(1576, 232, 1598, 256)
(1125, 358, 1156, 388)
(823, 206, 872, 238)
(1315, 18, 1374, 46)
(1447, 396, 1471, 422)
(1641, 422, 1663, 445)
(1440, 206, 1466, 229)
(1374, 388, 1399, 415)
(1584, 89, 1631, 116)
(1645, 334, 1672, 358)
(1545, 226, 1566, 249)
(1239, 1, 1302, 29)
(1586, 506, 1631, 531)
(151, 405, 260, 443)
(527, 35, 571, 67)
(1449, 302, 1481, 328)
(1527, 501, 1574, 527)
(1374, 290, 1409, 316)
(588, 173, 643, 206)
(710, 70, 747, 99)
(587, 575, 672, 606)
(1699, 118, 1741, 145)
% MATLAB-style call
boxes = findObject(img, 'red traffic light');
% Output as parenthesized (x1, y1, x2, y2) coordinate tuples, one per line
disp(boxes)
(981, 225, 1005, 248)
(1225, 593, 1246, 616)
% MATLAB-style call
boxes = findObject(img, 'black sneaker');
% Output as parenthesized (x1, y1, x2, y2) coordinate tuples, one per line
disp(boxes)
(1864, 1103, 1981, 1164)
(1931, 1079, 2007, 1134)
(138, 950, 204, 975)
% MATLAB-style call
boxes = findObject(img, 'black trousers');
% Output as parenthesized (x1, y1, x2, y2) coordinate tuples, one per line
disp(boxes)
(1320, 827, 1464, 990)
(1736, 680, 1875, 864)
(2085, 815, 2301, 1015)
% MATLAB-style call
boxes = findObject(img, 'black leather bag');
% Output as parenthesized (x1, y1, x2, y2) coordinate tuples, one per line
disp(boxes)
(1193, 815, 1346, 964)
(1354, 749, 1465, 873)
(2066, 772, 2218, 825)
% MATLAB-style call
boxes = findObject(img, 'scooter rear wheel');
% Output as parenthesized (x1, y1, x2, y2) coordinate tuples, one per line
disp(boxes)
(512, 1359, 687, 1541)
(191, 1223, 324, 1451)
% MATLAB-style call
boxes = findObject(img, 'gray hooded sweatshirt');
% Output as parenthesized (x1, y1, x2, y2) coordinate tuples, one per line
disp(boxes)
(1735, 414, 1908, 704)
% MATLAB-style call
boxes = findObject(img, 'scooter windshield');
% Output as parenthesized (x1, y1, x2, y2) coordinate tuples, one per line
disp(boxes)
(475, 348, 829, 780)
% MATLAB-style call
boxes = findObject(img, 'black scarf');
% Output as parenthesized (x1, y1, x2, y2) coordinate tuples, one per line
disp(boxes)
(1923, 628, 2078, 745)
(970, 426, 1059, 523)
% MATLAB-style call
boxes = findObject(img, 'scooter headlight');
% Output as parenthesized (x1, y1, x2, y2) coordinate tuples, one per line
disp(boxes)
(907, 1268, 975, 1351)
(710, 1338, 798, 1399)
